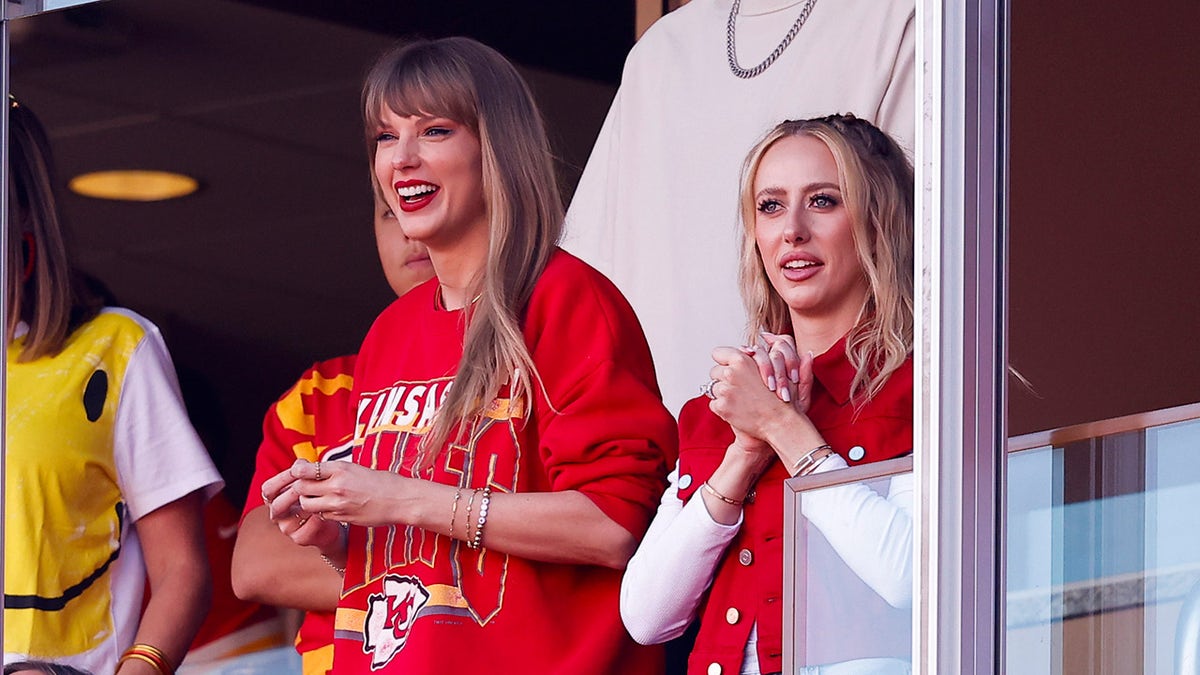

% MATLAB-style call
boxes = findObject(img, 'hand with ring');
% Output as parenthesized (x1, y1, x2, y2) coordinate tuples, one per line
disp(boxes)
(260, 459, 343, 551)
(745, 332, 814, 414)
(707, 344, 804, 442)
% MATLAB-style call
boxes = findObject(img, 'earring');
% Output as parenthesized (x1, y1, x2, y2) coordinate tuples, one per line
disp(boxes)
(21, 232, 36, 283)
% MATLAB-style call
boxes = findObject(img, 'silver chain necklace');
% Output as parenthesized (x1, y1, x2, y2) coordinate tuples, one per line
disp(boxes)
(726, 0, 820, 79)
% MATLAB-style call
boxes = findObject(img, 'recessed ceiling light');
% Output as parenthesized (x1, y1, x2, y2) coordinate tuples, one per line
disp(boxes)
(68, 170, 200, 202)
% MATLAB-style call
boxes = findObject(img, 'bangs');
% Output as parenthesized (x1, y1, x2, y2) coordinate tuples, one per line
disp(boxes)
(362, 44, 479, 136)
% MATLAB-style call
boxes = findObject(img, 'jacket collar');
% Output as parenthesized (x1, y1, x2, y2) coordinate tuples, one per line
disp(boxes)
(811, 335, 854, 406)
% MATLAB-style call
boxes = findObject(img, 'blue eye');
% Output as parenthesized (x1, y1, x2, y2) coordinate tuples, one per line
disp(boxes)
(423, 127, 452, 138)
(810, 193, 839, 208)
(757, 199, 783, 214)
(374, 131, 396, 143)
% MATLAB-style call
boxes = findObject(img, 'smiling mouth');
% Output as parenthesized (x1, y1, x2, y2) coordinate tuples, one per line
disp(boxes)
(396, 184, 438, 202)
(394, 183, 439, 212)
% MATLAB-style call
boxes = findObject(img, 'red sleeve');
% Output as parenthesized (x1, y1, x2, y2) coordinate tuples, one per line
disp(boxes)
(524, 252, 678, 538)
(240, 355, 358, 521)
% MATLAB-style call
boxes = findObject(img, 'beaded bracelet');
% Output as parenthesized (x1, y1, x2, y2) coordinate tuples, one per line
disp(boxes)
(701, 480, 744, 506)
(118, 643, 173, 675)
(468, 487, 492, 549)
(321, 553, 346, 575)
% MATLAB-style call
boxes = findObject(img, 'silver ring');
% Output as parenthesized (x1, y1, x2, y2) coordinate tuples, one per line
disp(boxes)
(296, 514, 310, 527)
(261, 491, 270, 506)
(700, 379, 718, 400)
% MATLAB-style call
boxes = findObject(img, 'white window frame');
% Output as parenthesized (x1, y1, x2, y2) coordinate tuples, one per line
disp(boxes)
(914, 0, 1007, 672)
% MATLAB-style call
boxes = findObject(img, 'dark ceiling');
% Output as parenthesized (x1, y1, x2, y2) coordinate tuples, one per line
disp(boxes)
(241, 0, 635, 84)
(7, 0, 631, 502)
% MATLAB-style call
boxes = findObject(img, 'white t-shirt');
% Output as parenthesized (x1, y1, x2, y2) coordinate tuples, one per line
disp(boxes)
(563, 0, 915, 413)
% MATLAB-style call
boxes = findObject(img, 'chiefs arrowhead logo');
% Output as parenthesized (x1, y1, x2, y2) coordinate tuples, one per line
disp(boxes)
(363, 574, 430, 669)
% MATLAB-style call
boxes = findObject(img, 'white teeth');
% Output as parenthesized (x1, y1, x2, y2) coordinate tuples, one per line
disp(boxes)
(396, 184, 437, 199)
(784, 260, 818, 269)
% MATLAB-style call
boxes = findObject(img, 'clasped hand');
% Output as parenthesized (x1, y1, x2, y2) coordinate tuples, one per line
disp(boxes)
(707, 332, 813, 446)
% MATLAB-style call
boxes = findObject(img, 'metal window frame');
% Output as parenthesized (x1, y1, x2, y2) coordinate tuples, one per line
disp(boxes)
(914, 0, 1007, 672)
(783, 455, 915, 674)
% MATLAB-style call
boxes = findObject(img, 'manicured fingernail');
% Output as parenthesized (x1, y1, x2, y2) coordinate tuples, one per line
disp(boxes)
(781, 387, 792, 402)
(767, 375, 776, 391)
(790, 368, 799, 383)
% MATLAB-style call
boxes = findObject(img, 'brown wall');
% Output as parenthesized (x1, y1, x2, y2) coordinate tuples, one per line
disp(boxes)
(1007, 0, 1200, 436)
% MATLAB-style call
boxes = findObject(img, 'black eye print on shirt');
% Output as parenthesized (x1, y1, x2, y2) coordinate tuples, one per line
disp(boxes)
(83, 369, 108, 422)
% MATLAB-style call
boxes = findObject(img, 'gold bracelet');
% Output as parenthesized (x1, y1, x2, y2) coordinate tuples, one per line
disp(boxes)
(792, 444, 835, 476)
(119, 642, 174, 675)
(449, 488, 462, 537)
(701, 480, 744, 506)
(118, 653, 164, 674)
(463, 488, 478, 542)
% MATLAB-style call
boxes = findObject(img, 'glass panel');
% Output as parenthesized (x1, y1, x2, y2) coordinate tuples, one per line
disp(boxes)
(785, 460, 914, 674)
(1006, 416, 1200, 674)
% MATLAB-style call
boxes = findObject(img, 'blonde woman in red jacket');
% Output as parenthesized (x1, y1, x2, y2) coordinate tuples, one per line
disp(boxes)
(622, 114, 916, 675)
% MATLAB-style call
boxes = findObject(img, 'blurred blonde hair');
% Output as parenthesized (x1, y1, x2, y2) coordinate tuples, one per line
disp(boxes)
(6, 98, 101, 361)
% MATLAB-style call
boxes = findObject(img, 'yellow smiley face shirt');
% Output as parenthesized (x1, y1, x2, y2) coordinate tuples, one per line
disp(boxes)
(4, 308, 222, 672)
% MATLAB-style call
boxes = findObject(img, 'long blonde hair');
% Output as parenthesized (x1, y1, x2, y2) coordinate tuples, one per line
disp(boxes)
(6, 97, 101, 361)
(362, 38, 563, 462)
(738, 114, 914, 404)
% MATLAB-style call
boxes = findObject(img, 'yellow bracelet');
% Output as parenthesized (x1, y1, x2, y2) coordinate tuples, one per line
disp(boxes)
(120, 642, 173, 675)
(118, 653, 170, 675)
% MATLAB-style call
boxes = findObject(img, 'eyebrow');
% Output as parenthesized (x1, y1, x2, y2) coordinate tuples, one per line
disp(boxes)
(755, 182, 842, 198)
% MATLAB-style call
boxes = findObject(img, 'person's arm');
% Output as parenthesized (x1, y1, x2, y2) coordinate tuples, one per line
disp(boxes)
(231, 356, 356, 607)
(109, 312, 223, 673)
(620, 463, 744, 645)
(710, 344, 914, 607)
(117, 491, 210, 675)
(798, 457, 914, 608)
(263, 460, 636, 570)
(230, 505, 342, 610)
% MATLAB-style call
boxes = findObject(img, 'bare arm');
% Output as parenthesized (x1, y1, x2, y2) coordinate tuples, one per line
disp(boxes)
(263, 460, 637, 570)
(230, 505, 341, 610)
(117, 490, 210, 675)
